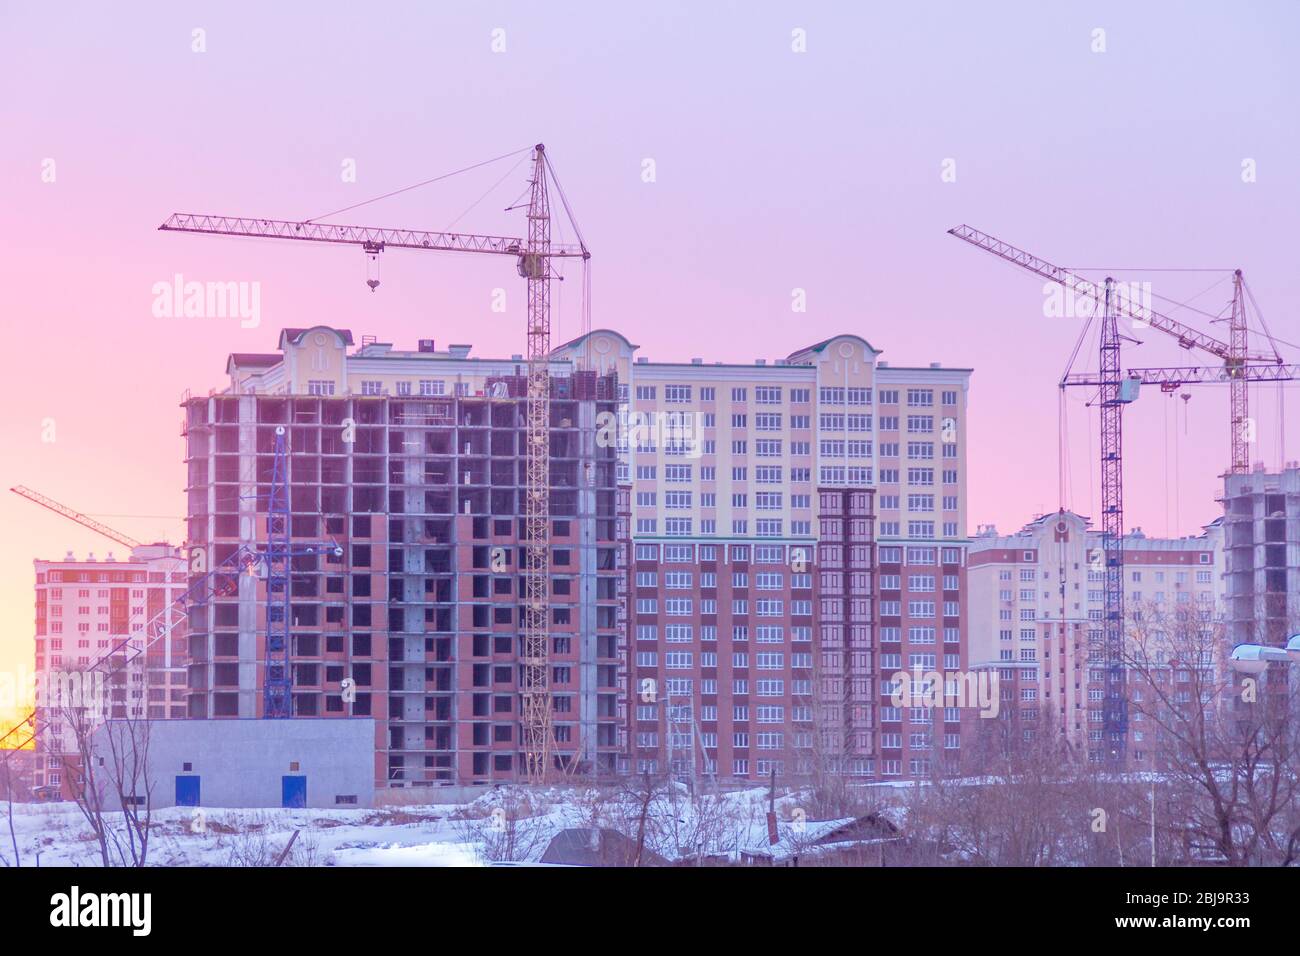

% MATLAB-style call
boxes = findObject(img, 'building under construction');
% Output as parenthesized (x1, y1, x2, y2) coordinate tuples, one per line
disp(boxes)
(183, 327, 626, 786)
(1222, 464, 1300, 648)
(181, 324, 973, 790)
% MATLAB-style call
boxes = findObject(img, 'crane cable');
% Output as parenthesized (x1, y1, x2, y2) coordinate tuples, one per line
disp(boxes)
(542, 152, 594, 369)
(1162, 396, 1171, 537)
(444, 152, 530, 232)
(305, 146, 533, 223)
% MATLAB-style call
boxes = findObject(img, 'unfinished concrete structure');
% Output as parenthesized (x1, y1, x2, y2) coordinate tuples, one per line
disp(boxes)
(1222, 464, 1300, 648)
(183, 327, 625, 788)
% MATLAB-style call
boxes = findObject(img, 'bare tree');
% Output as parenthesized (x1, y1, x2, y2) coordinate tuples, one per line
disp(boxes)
(0, 749, 32, 867)
(453, 788, 553, 863)
(604, 771, 674, 866)
(1123, 600, 1300, 866)
(58, 666, 155, 867)
(902, 699, 1152, 867)
(794, 644, 866, 819)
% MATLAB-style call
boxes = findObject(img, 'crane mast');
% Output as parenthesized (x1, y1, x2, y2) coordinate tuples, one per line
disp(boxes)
(1097, 281, 1127, 753)
(1228, 270, 1250, 474)
(520, 145, 554, 781)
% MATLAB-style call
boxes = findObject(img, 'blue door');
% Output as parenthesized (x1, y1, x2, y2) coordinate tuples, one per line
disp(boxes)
(175, 775, 201, 807)
(281, 775, 307, 808)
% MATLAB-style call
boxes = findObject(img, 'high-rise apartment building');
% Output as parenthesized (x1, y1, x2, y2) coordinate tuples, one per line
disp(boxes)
(968, 511, 1224, 765)
(183, 326, 972, 788)
(31, 544, 189, 793)
(552, 331, 972, 782)
(184, 327, 625, 787)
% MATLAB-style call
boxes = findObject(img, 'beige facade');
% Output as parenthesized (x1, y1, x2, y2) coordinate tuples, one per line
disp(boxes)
(968, 511, 1224, 761)
(552, 331, 971, 550)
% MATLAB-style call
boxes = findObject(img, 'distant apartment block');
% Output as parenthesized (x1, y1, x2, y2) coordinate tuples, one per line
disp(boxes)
(551, 331, 973, 782)
(31, 544, 189, 793)
(967, 511, 1224, 766)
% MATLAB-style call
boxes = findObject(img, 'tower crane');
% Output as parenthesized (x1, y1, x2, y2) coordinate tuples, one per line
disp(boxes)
(948, 225, 1296, 763)
(160, 145, 589, 782)
(11, 486, 145, 551)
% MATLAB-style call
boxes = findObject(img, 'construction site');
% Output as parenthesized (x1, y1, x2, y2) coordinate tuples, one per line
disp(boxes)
(4, 147, 1299, 816)
(2, 7, 1299, 891)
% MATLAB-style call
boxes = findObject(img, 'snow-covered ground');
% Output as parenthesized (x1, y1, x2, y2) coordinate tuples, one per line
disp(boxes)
(0, 785, 854, 867)
(1, 800, 480, 867)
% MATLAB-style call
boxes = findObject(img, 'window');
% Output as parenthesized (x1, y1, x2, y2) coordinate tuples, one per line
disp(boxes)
(360, 380, 383, 396)
(665, 385, 691, 403)
(308, 380, 335, 396)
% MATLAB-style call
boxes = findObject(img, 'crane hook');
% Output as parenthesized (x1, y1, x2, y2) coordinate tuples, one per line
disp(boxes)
(363, 241, 383, 292)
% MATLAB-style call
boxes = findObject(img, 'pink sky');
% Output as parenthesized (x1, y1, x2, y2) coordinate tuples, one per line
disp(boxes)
(2, 1, 1297, 694)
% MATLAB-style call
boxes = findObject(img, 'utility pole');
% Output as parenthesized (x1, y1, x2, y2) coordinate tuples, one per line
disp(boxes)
(1150, 777, 1157, 867)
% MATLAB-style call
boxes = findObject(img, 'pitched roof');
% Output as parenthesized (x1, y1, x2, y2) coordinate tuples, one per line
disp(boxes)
(539, 828, 669, 867)
(226, 353, 282, 375)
